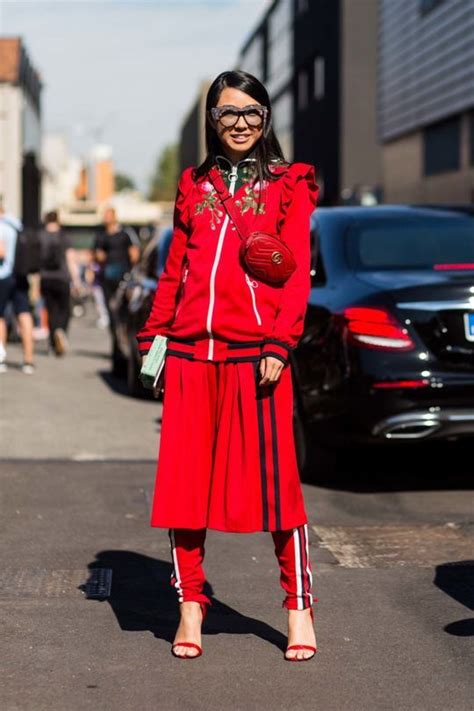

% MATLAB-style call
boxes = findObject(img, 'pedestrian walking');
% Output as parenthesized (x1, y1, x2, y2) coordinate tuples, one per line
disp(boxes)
(0, 197, 35, 374)
(93, 208, 139, 369)
(39, 211, 81, 355)
(89, 259, 110, 329)
(137, 71, 319, 661)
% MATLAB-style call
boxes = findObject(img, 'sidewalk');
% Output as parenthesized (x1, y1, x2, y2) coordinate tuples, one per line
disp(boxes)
(0, 314, 158, 460)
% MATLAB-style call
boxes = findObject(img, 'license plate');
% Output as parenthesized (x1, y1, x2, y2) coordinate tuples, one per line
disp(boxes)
(463, 313, 474, 342)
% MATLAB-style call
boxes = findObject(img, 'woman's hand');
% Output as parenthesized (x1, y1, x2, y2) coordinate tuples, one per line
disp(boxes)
(258, 356, 284, 386)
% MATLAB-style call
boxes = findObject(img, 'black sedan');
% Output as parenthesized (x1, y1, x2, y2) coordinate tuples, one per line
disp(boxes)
(292, 205, 474, 459)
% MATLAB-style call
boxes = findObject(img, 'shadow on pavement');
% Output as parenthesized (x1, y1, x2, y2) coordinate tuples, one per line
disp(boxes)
(434, 560, 474, 637)
(98, 370, 157, 403)
(303, 439, 474, 493)
(98, 370, 130, 397)
(83, 550, 287, 651)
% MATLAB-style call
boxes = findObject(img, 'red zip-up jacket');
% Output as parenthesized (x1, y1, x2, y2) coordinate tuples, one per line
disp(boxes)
(136, 155, 319, 364)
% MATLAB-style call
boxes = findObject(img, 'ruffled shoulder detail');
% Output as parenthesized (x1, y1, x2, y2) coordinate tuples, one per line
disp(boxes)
(277, 162, 319, 230)
(174, 166, 196, 223)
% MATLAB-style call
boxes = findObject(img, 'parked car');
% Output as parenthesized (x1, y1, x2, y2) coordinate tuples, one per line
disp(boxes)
(112, 226, 172, 397)
(292, 205, 474, 466)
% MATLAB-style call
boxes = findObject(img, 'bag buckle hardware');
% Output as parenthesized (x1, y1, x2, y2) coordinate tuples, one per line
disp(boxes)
(271, 251, 283, 264)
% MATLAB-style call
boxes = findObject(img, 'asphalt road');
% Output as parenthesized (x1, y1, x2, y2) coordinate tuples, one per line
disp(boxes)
(1, 311, 473, 711)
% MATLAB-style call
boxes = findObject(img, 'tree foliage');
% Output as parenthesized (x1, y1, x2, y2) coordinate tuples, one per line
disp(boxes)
(148, 143, 179, 201)
(115, 173, 136, 192)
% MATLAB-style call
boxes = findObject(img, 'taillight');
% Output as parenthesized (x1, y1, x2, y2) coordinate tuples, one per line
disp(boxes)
(373, 379, 429, 389)
(343, 306, 415, 351)
(434, 263, 474, 270)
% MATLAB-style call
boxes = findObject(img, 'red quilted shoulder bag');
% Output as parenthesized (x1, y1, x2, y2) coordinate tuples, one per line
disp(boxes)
(208, 167, 296, 286)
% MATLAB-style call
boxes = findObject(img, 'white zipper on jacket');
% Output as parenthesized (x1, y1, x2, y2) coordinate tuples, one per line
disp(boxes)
(206, 165, 238, 360)
(245, 273, 262, 325)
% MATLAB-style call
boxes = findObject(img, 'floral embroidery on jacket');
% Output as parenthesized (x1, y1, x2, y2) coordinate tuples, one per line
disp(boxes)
(194, 163, 268, 228)
(234, 164, 266, 216)
(235, 183, 267, 216)
(194, 183, 224, 231)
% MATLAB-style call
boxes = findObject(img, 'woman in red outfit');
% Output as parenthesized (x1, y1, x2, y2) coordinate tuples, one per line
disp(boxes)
(137, 71, 319, 661)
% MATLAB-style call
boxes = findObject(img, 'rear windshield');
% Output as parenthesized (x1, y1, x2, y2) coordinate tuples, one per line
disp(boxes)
(347, 216, 474, 270)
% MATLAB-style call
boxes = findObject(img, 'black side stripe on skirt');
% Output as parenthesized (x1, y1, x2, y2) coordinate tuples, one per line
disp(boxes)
(256, 396, 269, 531)
(269, 391, 282, 530)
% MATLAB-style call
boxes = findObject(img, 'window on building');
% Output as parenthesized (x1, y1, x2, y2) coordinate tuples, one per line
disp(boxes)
(423, 116, 461, 176)
(298, 70, 309, 111)
(419, 0, 446, 16)
(470, 111, 474, 167)
(239, 34, 264, 81)
(267, 0, 292, 94)
(297, 0, 309, 14)
(314, 57, 325, 100)
(272, 91, 293, 160)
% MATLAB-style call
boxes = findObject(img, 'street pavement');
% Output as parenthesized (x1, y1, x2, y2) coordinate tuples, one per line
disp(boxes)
(1, 310, 473, 711)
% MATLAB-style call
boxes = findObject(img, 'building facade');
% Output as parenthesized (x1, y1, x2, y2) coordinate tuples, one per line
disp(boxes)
(179, 81, 211, 173)
(239, 0, 381, 206)
(0, 38, 42, 225)
(378, 0, 474, 203)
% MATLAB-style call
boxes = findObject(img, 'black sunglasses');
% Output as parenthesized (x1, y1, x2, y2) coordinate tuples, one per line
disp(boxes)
(209, 104, 268, 129)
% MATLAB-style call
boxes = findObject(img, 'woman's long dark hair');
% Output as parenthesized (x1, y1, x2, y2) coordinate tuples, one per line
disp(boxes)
(194, 70, 288, 186)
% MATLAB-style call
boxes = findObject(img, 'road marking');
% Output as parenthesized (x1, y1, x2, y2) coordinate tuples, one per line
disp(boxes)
(72, 452, 107, 461)
(312, 523, 473, 568)
(0, 569, 91, 598)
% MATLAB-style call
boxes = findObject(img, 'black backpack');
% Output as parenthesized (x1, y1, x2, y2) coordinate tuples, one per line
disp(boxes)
(0, 218, 42, 277)
(40, 231, 64, 271)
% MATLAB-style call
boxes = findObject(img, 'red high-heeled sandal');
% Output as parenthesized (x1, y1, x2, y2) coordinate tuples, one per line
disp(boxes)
(171, 603, 207, 660)
(285, 608, 317, 662)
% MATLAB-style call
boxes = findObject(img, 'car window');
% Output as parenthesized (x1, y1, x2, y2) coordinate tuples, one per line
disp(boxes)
(347, 216, 474, 270)
(310, 228, 327, 287)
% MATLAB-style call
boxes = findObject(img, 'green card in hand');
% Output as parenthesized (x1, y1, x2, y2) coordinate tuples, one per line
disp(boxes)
(139, 335, 168, 389)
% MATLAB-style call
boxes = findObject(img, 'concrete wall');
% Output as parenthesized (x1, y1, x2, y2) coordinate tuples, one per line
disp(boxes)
(340, 0, 381, 193)
(0, 84, 22, 216)
(382, 112, 474, 203)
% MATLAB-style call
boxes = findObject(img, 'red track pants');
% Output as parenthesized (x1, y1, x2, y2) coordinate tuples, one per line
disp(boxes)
(169, 524, 314, 611)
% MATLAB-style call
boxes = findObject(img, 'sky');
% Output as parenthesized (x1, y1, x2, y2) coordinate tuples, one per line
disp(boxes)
(0, 0, 270, 191)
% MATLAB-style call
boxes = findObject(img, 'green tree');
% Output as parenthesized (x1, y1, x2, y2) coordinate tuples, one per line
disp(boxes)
(115, 173, 136, 192)
(148, 143, 179, 201)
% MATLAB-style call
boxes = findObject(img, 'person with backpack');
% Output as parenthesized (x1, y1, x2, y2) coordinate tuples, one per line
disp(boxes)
(0, 196, 35, 374)
(39, 210, 81, 356)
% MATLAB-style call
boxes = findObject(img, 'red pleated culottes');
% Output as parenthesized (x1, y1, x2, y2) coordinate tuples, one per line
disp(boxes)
(150, 355, 308, 532)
